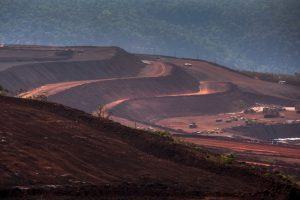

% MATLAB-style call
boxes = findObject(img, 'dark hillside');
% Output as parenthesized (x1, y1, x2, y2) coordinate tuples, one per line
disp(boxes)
(0, 96, 299, 199)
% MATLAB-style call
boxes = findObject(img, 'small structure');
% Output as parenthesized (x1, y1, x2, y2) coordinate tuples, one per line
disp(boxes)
(263, 107, 280, 118)
(0, 44, 4, 48)
(278, 80, 287, 85)
(296, 105, 300, 114)
(244, 108, 256, 114)
(216, 119, 223, 123)
(230, 117, 238, 122)
(147, 127, 155, 131)
(193, 131, 201, 134)
(55, 49, 74, 56)
(184, 63, 192, 67)
(189, 122, 197, 129)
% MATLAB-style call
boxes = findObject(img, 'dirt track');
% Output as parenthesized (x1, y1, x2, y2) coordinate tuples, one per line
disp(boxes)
(182, 137, 300, 159)
(19, 61, 169, 99)
(40, 62, 198, 113)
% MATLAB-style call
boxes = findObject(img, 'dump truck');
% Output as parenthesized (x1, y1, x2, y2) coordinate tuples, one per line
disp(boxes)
(184, 63, 192, 67)
(189, 122, 197, 129)
(278, 80, 287, 85)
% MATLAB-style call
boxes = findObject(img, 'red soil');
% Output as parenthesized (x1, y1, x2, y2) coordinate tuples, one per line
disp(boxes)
(182, 137, 300, 159)
(1, 96, 298, 199)
(43, 62, 199, 113)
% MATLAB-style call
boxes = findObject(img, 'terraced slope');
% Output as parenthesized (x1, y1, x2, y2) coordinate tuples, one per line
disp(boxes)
(0, 46, 144, 92)
(4, 47, 299, 140)
(111, 86, 296, 123)
(45, 62, 199, 113)
(103, 57, 299, 124)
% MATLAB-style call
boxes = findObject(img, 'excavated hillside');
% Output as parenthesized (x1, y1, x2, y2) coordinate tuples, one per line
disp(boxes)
(12, 47, 300, 123)
(0, 96, 299, 199)
(0, 46, 144, 92)
(46, 62, 199, 113)
(110, 85, 297, 123)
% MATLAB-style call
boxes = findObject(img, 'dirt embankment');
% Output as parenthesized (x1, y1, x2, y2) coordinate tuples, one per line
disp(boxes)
(101, 56, 299, 128)
(166, 58, 300, 100)
(0, 46, 144, 92)
(0, 96, 299, 199)
(227, 123, 300, 141)
(46, 63, 199, 113)
(111, 86, 296, 123)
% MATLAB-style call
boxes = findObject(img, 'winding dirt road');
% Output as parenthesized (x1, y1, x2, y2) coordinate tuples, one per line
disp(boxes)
(18, 58, 300, 171)
(19, 61, 169, 99)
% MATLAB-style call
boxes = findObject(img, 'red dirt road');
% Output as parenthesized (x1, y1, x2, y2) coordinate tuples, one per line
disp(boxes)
(182, 137, 300, 159)
(19, 61, 169, 99)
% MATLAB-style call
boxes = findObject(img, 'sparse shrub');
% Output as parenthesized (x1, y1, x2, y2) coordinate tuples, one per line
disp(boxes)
(96, 105, 106, 118)
(276, 172, 294, 183)
(238, 100, 247, 108)
(220, 153, 236, 165)
(0, 85, 8, 96)
(154, 131, 172, 138)
(263, 172, 272, 178)
(245, 119, 258, 125)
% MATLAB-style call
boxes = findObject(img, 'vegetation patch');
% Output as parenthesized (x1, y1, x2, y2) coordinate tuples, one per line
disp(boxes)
(0, 85, 8, 96)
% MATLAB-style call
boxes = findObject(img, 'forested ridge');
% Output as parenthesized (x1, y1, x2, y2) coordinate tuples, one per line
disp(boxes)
(0, 0, 299, 73)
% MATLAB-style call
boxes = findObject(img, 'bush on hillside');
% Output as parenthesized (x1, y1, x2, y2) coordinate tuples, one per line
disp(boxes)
(0, 85, 8, 96)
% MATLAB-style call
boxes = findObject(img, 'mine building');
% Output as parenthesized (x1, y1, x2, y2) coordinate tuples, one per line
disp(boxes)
(278, 80, 287, 85)
(263, 107, 280, 118)
(295, 105, 300, 114)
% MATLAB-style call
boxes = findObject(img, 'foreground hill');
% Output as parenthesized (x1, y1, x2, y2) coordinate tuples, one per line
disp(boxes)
(0, 95, 299, 199)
